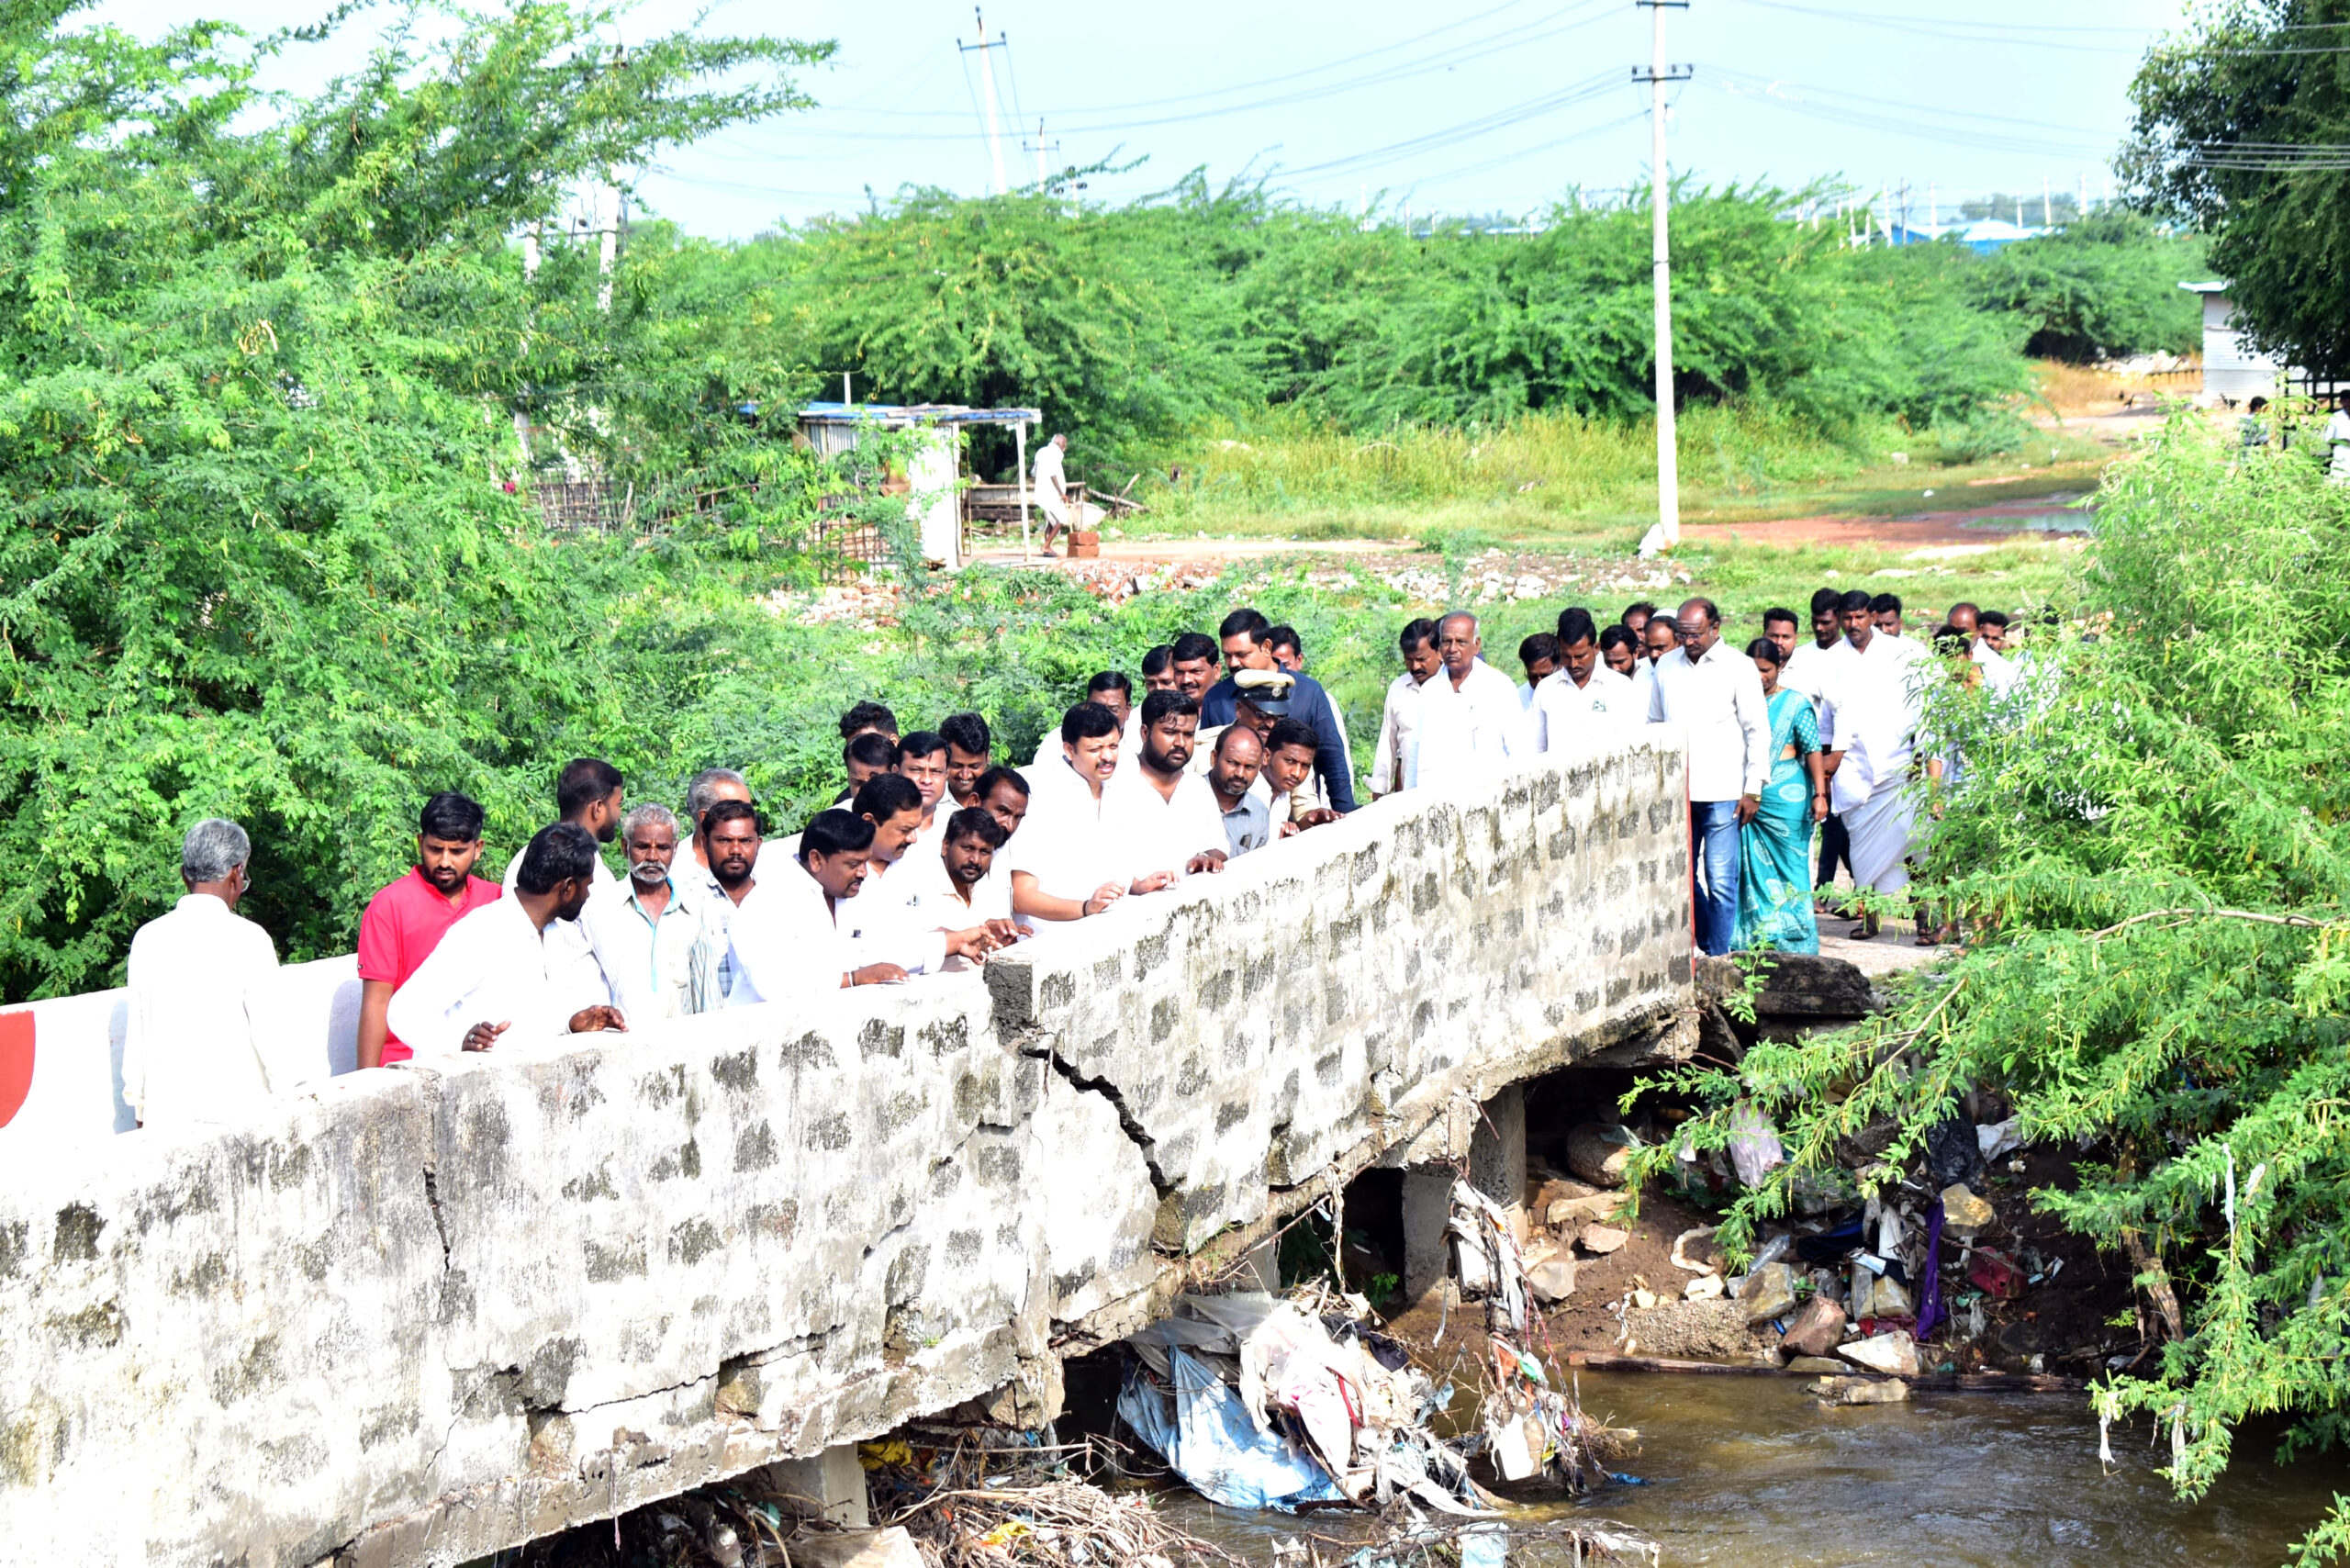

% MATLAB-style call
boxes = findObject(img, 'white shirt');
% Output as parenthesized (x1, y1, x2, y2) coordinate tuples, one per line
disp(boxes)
(901, 853, 1015, 971)
(386, 896, 607, 1058)
(1030, 708, 1143, 771)
(1971, 640, 2021, 697)
(1105, 766, 1228, 881)
(121, 893, 279, 1128)
(581, 874, 720, 1024)
(1003, 757, 1125, 921)
(726, 857, 859, 1005)
(1816, 633, 1931, 753)
(839, 851, 951, 975)
(1516, 679, 1539, 711)
(502, 838, 613, 981)
(1531, 663, 1640, 752)
(1646, 639, 1773, 802)
(1413, 659, 1530, 790)
(1034, 441, 1069, 515)
(1780, 641, 1835, 704)
(2328, 409, 2350, 476)
(1370, 673, 1427, 795)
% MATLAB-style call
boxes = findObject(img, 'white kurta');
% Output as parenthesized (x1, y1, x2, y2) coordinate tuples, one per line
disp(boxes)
(1830, 689, 1922, 894)
(1779, 640, 1835, 704)
(1105, 766, 1228, 881)
(725, 857, 860, 1004)
(121, 893, 280, 1129)
(840, 851, 951, 976)
(581, 875, 721, 1024)
(501, 839, 614, 984)
(1003, 758, 1125, 921)
(1411, 659, 1529, 790)
(1530, 664, 1641, 752)
(900, 854, 1016, 971)
(1034, 442, 1069, 523)
(1646, 641, 1772, 802)
(1370, 672, 1427, 795)
(1816, 633, 1931, 755)
(1029, 708, 1142, 772)
(386, 896, 607, 1057)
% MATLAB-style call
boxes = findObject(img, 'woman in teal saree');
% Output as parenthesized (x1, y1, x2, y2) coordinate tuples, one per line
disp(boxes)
(1735, 638, 1830, 953)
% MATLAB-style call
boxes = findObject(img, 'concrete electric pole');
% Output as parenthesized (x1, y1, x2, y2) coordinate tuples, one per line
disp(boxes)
(1636, 0, 1692, 555)
(961, 10, 1011, 196)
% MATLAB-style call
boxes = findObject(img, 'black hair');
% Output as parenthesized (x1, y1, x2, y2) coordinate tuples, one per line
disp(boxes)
(1218, 607, 1271, 642)
(944, 806, 1009, 848)
(702, 799, 760, 837)
(1170, 631, 1219, 665)
(1745, 636, 1783, 666)
(1398, 617, 1438, 653)
(420, 790, 485, 842)
(1059, 700, 1122, 745)
(1518, 632, 1559, 666)
(1265, 717, 1318, 756)
(800, 809, 876, 860)
(1267, 624, 1303, 656)
(975, 765, 1030, 801)
(554, 757, 623, 819)
(1140, 644, 1173, 678)
(1839, 588, 1874, 614)
(1085, 671, 1133, 699)
(1555, 607, 1599, 647)
(1598, 624, 1637, 655)
(1139, 689, 1201, 729)
(1809, 586, 1842, 617)
(1930, 625, 1970, 657)
(517, 822, 599, 894)
(1870, 592, 1904, 615)
(1214, 723, 1262, 757)
(1762, 606, 1799, 632)
(853, 772, 924, 823)
(1623, 600, 1658, 622)
(939, 711, 992, 757)
(1979, 610, 2010, 629)
(897, 729, 947, 761)
(838, 700, 897, 740)
(845, 731, 901, 770)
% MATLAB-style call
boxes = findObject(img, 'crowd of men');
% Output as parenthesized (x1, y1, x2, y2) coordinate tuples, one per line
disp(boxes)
(119, 593, 2027, 1129)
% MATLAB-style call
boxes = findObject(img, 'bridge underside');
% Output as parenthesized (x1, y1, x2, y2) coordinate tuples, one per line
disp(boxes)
(0, 741, 1694, 1568)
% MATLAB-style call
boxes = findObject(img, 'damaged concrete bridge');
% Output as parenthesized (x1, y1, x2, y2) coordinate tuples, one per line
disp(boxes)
(0, 734, 1700, 1567)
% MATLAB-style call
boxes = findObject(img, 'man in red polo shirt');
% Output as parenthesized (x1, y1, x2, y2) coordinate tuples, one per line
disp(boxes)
(356, 792, 502, 1067)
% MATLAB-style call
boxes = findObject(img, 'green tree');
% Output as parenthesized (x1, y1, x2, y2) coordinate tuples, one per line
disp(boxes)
(1966, 212, 2205, 363)
(2124, 0, 2350, 374)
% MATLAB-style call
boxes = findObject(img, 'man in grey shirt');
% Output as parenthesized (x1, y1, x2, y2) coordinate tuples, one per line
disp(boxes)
(1206, 725, 1271, 857)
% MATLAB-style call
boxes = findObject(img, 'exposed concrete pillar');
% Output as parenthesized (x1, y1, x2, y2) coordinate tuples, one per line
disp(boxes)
(763, 1443, 868, 1528)
(1401, 1169, 1456, 1303)
(1468, 1082, 1527, 1213)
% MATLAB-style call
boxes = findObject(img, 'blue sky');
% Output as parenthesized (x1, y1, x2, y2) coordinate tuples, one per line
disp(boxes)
(87, 0, 2179, 237)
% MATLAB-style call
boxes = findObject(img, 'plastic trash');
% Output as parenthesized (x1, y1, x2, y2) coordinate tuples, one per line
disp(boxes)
(1728, 1100, 1786, 1187)
(1459, 1526, 1509, 1568)
(1975, 1118, 2023, 1163)
(1114, 1349, 1345, 1511)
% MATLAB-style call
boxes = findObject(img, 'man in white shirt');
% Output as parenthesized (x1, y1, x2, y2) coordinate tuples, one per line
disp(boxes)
(2327, 390, 2350, 483)
(1814, 589, 1931, 754)
(1412, 611, 1529, 790)
(1262, 719, 1343, 838)
(1971, 610, 2021, 698)
(1108, 689, 1231, 882)
(1370, 618, 1440, 797)
(1778, 589, 1841, 708)
(843, 774, 1007, 974)
(1647, 598, 1772, 957)
(121, 819, 280, 1130)
(904, 809, 1021, 969)
(727, 810, 909, 1003)
(1008, 701, 1169, 924)
(1035, 431, 1072, 553)
(389, 823, 628, 1056)
(1635, 613, 1679, 707)
(582, 804, 722, 1025)
(1533, 607, 1640, 753)
(1029, 674, 1143, 768)
(1516, 632, 1560, 711)
(1813, 590, 1933, 935)
(501, 756, 621, 983)
(894, 729, 955, 859)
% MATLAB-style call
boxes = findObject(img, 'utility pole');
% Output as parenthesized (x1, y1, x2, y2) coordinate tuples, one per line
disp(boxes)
(2076, 170, 2087, 222)
(1928, 180, 1937, 235)
(1022, 118, 1059, 188)
(960, 9, 1010, 196)
(1635, 0, 1692, 554)
(2042, 174, 2052, 229)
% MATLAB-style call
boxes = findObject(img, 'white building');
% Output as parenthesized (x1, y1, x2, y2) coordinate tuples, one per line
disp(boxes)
(2179, 281, 2287, 407)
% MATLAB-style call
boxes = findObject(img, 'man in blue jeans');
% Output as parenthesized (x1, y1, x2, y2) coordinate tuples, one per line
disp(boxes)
(1644, 598, 1771, 955)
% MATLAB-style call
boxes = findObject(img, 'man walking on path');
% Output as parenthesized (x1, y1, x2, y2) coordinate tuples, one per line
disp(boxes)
(1035, 431, 1072, 553)
(1647, 598, 1771, 957)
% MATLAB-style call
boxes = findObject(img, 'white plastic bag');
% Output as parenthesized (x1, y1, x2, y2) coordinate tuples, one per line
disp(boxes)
(1728, 1100, 1786, 1187)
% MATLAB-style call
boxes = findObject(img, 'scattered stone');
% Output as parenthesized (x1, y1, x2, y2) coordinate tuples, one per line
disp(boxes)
(1684, 1273, 1726, 1301)
(791, 1529, 926, 1568)
(1630, 1287, 1659, 1309)
(1530, 1176, 1599, 1213)
(1504, 1203, 1530, 1246)
(1739, 1261, 1797, 1325)
(1833, 1116, 1901, 1170)
(1578, 1224, 1628, 1256)
(1782, 1296, 1848, 1358)
(1528, 1258, 1577, 1304)
(1622, 1299, 1751, 1360)
(1996, 1320, 2044, 1358)
(1548, 1192, 1628, 1227)
(1807, 1375, 1910, 1406)
(1838, 1330, 1921, 1377)
(1870, 1278, 1913, 1317)
(1940, 1182, 1996, 1235)
(1565, 1122, 1635, 1188)
(1785, 1355, 1849, 1374)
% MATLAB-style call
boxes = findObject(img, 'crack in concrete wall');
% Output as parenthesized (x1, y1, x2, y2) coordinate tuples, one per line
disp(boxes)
(0, 739, 1692, 1568)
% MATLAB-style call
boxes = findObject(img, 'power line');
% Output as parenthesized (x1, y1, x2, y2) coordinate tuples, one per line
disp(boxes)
(1278, 71, 1623, 179)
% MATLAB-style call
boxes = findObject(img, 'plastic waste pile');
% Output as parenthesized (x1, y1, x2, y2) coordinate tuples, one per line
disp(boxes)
(1116, 1292, 1492, 1515)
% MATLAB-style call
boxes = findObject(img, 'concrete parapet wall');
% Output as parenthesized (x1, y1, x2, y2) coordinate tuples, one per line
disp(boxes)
(0, 736, 1692, 1567)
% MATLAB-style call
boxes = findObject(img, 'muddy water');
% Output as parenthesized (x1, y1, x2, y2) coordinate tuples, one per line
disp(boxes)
(1158, 1372, 2340, 1566)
